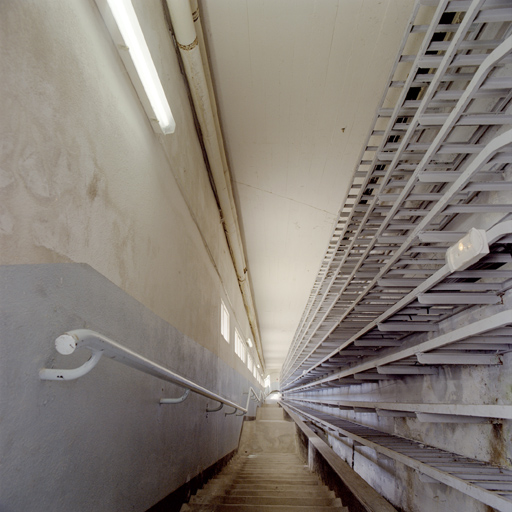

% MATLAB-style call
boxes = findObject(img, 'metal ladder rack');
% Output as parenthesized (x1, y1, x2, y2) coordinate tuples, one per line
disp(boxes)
(281, 0, 512, 388)
(281, 401, 512, 512)
(282, 222, 512, 392)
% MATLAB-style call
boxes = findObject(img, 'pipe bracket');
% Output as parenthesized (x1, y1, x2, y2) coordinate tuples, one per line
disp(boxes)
(206, 402, 223, 413)
(39, 349, 103, 381)
(160, 388, 190, 404)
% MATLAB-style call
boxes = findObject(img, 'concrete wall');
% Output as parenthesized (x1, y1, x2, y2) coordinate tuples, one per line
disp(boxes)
(0, 264, 259, 511)
(0, 1, 262, 510)
(0, 0, 258, 364)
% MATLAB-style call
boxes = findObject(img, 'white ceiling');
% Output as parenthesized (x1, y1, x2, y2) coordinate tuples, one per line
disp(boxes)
(200, 0, 416, 370)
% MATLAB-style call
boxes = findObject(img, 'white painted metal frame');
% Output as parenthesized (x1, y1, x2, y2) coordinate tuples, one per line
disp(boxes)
(284, 221, 512, 391)
(278, 6, 512, 508)
(287, 309, 511, 392)
(281, 401, 512, 512)
(282, 0, 512, 388)
(285, 397, 512, 421)
(40, 329, 261, 415)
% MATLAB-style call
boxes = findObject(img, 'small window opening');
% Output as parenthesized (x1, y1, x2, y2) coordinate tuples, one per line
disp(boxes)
(235, 329, 246, 362)
(221, 300, 230, 342)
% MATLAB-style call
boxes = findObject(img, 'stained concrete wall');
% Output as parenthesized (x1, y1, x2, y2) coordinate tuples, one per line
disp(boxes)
(0, 0, 259, 368)
(0, 264, 259, 511)
(0, 1, 262, 510)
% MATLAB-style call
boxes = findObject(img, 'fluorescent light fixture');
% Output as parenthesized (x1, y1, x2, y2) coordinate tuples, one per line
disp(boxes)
(247, 338, 253, 348)
(97, 0, 175, 134)
(446, 228, 489, 272)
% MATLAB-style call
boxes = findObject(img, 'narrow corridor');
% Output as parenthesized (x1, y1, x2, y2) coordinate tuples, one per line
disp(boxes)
(180, 404, 346, 511)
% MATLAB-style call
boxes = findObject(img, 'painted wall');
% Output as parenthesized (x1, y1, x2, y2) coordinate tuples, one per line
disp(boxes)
(0, 1, 262, 510)
(0, 0, 260, 365)
(0, 264, 260, 511)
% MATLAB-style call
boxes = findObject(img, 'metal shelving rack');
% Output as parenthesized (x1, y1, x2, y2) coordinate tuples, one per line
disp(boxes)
(281, 0, 512, 389)
(282, 401, 512, 512)
(280, 2, 512, 509)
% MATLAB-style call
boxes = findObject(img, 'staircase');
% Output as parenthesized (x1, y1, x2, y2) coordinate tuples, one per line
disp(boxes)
(180, 403, 347, 511)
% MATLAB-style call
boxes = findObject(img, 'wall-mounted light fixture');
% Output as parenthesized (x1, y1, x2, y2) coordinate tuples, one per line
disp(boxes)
(446, 228, 489, 272)
(247, 338, 253, 348)
(95, 0, 176, 134)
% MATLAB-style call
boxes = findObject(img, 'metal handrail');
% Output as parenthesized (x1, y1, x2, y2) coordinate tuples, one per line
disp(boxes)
(238, 386, 264, 415)
(40, 329, 257, 415)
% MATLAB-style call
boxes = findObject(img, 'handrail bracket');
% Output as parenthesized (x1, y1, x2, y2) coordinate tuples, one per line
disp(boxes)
(160, 388, 190, 405)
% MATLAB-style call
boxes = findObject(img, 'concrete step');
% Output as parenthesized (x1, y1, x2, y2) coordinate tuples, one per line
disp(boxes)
(229, 459, 307, 465)
(233, 460, 302, 464)
(233, 461, 304, 464)
(195, 491, 337, 501)
(236, 455, 302, 458)
(232, 468, 308, 471)
(236, 457, 300, 462)
(224, 473, 315, 481)
(181, 506, 345, 512)
(197, 484, 335, 496)
(225, 472, 313, 479)
(232, 460, 306, 464)
(210, 477, 320, 486)
(256, 407, 285, 420)
(190, 495, 340, 507)
(229, 461, 307, 467)
(221, 489, 336, 498)
(221, 468, 312, 476)
(230, 463, 306, 470)
(202, 482, 326, 493)
(181, 504, 346, 512)
(179, 411, 349, 512)
(228, 466, 308, 472)
(218, 467, 312, 475)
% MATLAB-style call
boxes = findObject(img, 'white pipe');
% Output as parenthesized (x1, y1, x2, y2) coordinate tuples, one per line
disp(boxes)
(166, 0, 264, 371)
(167, 0, 196, 46)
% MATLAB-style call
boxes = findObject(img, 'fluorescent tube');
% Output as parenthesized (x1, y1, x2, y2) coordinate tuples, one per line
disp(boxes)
(105, 0, 175, 134)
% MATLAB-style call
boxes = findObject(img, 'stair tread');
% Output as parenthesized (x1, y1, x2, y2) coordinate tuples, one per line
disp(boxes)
(212, 478, 320, 486)
(179, 408, 348, 512)
(202, 483, 329, 492)
(196, 488, 336, 502)
(221, 471, 314, 476)
(190, 496, 338, 506)
(229, 465, 306, 470)
(212, 489, 336, 498)
(181, 505, 346, 512)
(239, 454, 299, 458)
